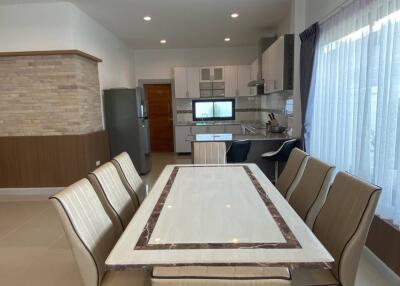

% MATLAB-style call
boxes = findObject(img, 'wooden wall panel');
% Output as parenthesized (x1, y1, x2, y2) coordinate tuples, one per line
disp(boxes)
(0, 131, 109, 188)
(367, 216, 400, 276)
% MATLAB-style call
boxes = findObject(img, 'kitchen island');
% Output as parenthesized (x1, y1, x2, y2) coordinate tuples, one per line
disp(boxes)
(186, 129, 296, 180)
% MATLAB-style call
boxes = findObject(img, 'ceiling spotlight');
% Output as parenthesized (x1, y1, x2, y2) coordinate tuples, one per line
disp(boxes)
(230, 13, 239, 18)
(224, 37, 231, 42)
(160, 39, 167, 44)
(143, 16, 152, 21)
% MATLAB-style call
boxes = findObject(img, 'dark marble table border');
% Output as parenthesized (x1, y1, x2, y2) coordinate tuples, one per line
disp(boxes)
(135, 165, 301, 251)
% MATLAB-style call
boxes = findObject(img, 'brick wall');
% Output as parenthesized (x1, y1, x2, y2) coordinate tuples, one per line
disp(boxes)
(0, 54, 102, 136)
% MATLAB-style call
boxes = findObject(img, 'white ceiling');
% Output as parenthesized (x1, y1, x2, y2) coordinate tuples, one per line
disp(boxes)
(0, 0, 291, 49)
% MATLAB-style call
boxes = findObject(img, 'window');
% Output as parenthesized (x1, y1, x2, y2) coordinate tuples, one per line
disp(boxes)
(192, 99, 235, 121)
(308, 0, 400, 225)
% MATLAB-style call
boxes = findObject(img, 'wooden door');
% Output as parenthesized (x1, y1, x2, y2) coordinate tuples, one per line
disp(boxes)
(144, 84, 174, 152)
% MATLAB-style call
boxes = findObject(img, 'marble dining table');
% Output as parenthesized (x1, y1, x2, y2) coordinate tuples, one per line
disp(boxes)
(106, 164, 334, 270)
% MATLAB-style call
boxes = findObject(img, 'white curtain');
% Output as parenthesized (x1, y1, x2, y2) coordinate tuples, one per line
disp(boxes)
(309, 0, 400, 225)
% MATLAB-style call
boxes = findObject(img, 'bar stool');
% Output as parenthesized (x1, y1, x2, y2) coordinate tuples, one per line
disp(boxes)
(226, 140, 252, 163)
(261, 139, 298, 183)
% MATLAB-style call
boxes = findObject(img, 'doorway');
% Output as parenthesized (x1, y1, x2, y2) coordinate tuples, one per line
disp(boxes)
(144, 84, 174, 152)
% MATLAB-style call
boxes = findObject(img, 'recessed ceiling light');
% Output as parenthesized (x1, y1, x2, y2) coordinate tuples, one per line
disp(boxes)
(224, 37, 231, 42)
(160, 39, 167, 44)
(143, 16, 152, 21)
(230, 13, 239, 18)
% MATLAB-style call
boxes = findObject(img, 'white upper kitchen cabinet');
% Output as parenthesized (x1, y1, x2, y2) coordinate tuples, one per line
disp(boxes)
(250, 59, 258, 96)
(262, 35, 294, 94)
(262, 48, 271, 93)
(174, 67, 188, 98)
(186, 67, 200, 98)
(224, 65, 238, 97)
(224, 65, 251, 97)
(237, 65, 251, 97)
(200, 66, 224, 82)
(174, 67, 200, 99)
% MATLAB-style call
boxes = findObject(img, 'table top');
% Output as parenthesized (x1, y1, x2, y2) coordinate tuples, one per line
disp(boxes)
(106, 164, 334, 270)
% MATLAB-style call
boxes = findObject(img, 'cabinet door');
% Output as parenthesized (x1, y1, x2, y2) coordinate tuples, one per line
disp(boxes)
(175, 126, 191, 153)
(262, 49, 269, 82)
(238, 65, 251, 97)
(174, 67, 188, 98)
(200, 67, 212, 82)
(269, 37, 285, 92)
(250, 59, 259, 96)
(250, 59, 258, 81)
(186, 67, 200, 98)
(224, 66, 238, 97)
(213, 66, 225, 82)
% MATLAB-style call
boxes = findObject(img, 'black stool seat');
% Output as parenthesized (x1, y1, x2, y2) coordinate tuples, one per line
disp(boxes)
(227, 140, 252, 163)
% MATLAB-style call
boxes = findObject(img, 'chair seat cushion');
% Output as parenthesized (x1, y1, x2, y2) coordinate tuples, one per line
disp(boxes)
(290, 268, 339, 286)
(151, 266, 291, 285)
(102, 270, 150, 286)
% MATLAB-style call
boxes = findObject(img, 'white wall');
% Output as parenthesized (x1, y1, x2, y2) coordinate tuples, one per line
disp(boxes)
(275, 3, 293, 36)
(71, 5, 135, 90)
(134, 46, 258, 83)
(306, 0, 347, 26)
(0, 2, 75, 51)
(0, 2, 136, 90)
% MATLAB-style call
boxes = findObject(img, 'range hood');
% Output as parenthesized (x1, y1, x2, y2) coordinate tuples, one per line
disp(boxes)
(248, 37, 276, 92)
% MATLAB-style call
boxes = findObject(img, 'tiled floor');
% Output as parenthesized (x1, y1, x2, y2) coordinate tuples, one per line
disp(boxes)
(0, 153, 399, 286)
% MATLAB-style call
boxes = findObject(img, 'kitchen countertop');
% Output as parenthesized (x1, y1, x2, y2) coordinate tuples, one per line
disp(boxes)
(175, 121, 242, 126)
(188, 132, 293, 142)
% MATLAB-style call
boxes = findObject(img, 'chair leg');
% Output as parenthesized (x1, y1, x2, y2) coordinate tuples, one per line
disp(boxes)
(274, 161, 279, 184)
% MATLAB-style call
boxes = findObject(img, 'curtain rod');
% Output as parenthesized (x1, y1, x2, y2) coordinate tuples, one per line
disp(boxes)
(317, 0, 356, 24)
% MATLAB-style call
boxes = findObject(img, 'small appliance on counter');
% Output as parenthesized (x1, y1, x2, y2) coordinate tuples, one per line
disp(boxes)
(266, 113, 286, 133)
(103, 88, 151, 174)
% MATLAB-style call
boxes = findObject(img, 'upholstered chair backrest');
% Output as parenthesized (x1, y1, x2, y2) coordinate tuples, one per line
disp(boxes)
(112, 152, 144, 205)
(88, 162, 136, 231)
(288, 156, 335, 228)
(193, 142, 227, 164)
(275, 148, 309, 198)
(313, 172, 381, 286)
(51, 179, 120, 286)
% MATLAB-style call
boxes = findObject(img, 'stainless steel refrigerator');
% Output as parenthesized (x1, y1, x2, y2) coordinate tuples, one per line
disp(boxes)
(103, 88, 151, 174)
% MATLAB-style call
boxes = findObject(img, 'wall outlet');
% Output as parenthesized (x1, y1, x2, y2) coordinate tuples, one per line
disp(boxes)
(95, 160, 101, 166)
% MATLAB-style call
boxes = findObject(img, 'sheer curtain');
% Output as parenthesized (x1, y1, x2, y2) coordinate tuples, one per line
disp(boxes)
(309, 0, 400, 225)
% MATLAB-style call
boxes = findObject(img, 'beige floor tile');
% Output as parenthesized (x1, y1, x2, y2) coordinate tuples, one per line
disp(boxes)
(20, 249, 83, 286)
(0, 248, 48, 285)
(0, 201, 49, 239)
(0, 203, 64, 248)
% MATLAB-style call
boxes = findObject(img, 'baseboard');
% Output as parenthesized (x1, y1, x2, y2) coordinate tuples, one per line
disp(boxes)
(0, 187, 63, 196)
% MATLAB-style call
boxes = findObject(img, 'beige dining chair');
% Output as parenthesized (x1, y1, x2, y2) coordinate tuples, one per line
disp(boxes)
(287, 156, 335, 228)
(50, 179, 149, 286)
(274, 148, 309, 198)
(151, 266, 291, 285)
(193, 142, 227, 164)
(88, 162, 137, 231)
(291, 172, 381, 286)
(112, 152, 146, 204)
